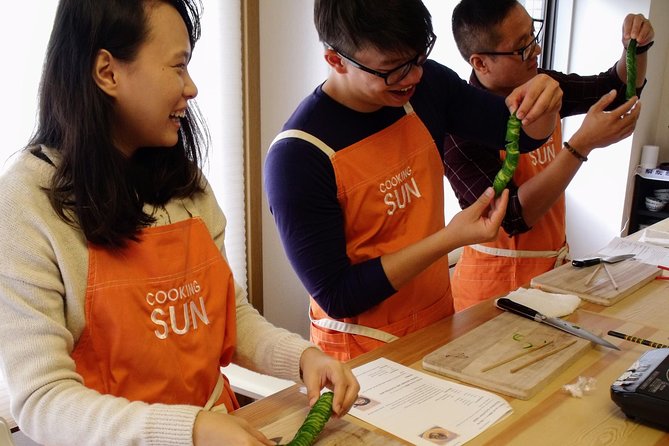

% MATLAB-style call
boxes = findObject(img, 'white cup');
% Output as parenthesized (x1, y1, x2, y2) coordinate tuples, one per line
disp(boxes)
(640, 145, 660, 169)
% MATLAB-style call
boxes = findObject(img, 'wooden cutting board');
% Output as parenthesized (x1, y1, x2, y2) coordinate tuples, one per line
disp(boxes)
(260, 404, 406, 445)
(422, 312, 592, 400)
(530, 259, 660, 306)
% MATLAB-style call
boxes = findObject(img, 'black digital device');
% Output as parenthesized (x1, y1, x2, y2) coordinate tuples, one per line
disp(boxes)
(610, 348, 669, 431)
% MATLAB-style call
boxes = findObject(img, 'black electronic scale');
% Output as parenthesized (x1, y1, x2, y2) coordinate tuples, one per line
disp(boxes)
(611, 348, 669, 431)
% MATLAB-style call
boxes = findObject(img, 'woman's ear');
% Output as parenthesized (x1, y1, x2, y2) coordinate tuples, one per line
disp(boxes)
(324, 49, 347, 74)
(92, 49, 119, 96)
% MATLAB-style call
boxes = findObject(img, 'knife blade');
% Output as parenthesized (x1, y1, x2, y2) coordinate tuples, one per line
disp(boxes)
(495, 298, 620, 350)
(571, 253, 635, 268)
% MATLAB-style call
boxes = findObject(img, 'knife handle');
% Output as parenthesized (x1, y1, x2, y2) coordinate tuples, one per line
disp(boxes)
(495, 298, 542, 321)
(571, 258, 601, 268)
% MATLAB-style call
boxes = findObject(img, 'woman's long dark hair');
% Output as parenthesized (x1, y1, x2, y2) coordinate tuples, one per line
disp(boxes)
(29, 0, 207, 248)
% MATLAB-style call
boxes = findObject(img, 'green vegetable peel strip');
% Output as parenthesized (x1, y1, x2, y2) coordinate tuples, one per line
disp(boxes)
(626, 39, 637, 100)
(492, 113, 521, 196)
(281, 391, 334, 446)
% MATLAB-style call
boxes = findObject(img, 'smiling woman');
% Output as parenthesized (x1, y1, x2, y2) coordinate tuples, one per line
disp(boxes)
(0, 1, 249, 290)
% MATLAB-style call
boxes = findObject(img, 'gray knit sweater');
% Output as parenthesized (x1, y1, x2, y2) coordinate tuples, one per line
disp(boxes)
(0, 147, 311, 446)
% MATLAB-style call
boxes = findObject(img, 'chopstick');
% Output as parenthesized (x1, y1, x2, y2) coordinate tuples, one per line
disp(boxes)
(607, 330, 669, 348)
(584, 264, 602, 286)
(584, 263, 618, 289)
(480, 340, 554, 373)
(656, 265, 669, 280)
(509, 339, 578, 373)
(602, 263, 619, 290)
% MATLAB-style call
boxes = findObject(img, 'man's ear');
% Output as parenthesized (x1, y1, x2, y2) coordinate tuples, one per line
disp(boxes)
(324, 48, 347, 74)
(469, 54, 489, 75)
(92, 49, 119, 97)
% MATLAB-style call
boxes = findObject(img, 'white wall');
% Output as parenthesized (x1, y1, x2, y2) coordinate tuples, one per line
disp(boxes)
(0, 3, 59, 172)
(259, 0, 327, 337)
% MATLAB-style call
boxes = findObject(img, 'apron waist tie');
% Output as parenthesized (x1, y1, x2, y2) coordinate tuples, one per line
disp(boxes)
(468, 244, 569, 268)
(204, 374, 228, 413)
(309, 305, 399, 343)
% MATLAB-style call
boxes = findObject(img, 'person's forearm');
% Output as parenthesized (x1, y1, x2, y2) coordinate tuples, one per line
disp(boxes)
(381, 188, 506, 289)
(380, 229, 452, 290)
(517, 148, 583, 226)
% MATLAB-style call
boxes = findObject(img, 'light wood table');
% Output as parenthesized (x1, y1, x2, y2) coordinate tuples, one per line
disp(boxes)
(236, 220, 669, 445)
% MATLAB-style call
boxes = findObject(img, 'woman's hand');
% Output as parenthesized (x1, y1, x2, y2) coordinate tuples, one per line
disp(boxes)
(193, 410, 274, 446)
(299, 347, 360, 417)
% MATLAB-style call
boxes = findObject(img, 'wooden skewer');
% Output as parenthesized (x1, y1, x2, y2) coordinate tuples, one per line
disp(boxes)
(509, 339, 578, 373)
(481, 340, 554, 372)
(602, 263, 619, 290)
(584, 264, 602, 286)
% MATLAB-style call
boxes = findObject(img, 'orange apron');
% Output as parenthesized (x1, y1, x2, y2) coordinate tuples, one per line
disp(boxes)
(72, 216, 240, 412)
(272, 103, 453, 361)
(452, 122, 568, 311)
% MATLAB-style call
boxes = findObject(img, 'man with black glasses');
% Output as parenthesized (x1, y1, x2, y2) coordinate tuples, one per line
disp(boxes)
(446, 0, 654, 311)
(264, 0, 563, 360)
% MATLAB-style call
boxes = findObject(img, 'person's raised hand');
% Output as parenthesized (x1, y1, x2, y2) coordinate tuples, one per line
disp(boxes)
(568, 89, 641, 156)
(622, 13, 654, 47)
(506, 74, 562, 127)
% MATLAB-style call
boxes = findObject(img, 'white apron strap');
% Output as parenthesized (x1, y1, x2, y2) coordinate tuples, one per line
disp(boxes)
(204, 374, 228, 413)
(309, 305, 399, 343)
(468, 243, 569, 268)
(269, 129, 335, 158)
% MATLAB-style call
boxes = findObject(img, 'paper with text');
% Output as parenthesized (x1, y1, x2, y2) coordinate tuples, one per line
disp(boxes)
(350, 358, 511, 445)
(596, 237, 669, 267)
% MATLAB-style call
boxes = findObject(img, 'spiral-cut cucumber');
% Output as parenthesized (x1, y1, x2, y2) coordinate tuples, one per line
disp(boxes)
(626, 39, 637, 100)
(492, 113, 521, 196)
(281, 391, 334, 446)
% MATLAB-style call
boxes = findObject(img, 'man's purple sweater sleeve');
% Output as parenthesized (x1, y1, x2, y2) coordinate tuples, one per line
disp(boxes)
(265, 139, 396, 319)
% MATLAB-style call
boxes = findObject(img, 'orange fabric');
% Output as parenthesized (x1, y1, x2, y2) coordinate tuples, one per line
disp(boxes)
(310, 110, 453, 361)
(72, 217, 239, 411)
(452, 122, 567, 311)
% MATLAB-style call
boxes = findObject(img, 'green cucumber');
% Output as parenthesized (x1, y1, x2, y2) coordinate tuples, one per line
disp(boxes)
(626, 39, 637, 100)
(281, 391, 334, 446)
(492, 113, 522, 196)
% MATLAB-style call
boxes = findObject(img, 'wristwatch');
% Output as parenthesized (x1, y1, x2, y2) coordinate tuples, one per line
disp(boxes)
(636, 41, 654, 54)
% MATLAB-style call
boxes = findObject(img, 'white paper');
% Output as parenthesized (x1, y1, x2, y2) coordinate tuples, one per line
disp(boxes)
(638, 228, 669, 248)
(350, 358, 511, 445)
(593, 236, 669, 267)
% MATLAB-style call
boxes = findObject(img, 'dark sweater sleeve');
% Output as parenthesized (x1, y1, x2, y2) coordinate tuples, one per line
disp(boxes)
(550, 64, 641, 118)
(264, 138, 396, 319)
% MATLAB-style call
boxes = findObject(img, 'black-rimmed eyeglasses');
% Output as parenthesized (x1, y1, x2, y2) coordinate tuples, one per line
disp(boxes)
(327, 33, 437, 86)
(477, 19, 544, 61)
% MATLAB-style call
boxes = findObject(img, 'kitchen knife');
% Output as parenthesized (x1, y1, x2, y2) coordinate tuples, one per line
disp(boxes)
(571, 253, 635, 268)
(495, 298, 620, 350)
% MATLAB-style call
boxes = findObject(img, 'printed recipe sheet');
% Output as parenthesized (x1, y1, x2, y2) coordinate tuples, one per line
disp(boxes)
(350, 358, 512, 445)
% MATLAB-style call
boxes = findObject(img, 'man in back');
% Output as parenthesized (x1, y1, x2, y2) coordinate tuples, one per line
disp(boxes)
(446, 0, 653, 311)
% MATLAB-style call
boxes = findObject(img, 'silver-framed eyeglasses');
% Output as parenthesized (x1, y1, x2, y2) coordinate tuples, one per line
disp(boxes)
(327, 33, 437, 86)
(478, 19, 544, 61)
